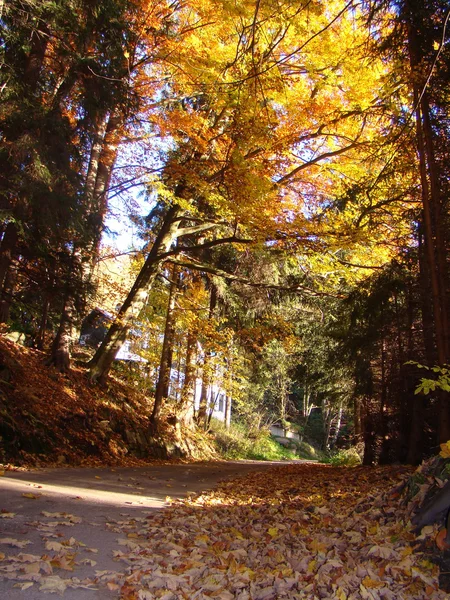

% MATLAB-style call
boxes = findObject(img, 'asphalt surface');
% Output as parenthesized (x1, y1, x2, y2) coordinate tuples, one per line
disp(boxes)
(0, 461, 285, 599)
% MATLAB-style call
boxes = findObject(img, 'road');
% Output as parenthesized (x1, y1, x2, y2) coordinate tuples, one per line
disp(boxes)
(0, 461, 286, 598)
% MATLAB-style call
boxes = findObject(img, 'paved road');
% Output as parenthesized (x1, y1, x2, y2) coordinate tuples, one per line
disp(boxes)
(0, 461, 286, 599)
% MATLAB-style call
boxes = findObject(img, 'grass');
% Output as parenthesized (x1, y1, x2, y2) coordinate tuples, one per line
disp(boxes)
(323, 446, 362, 466)
(210, 420, 319, 461)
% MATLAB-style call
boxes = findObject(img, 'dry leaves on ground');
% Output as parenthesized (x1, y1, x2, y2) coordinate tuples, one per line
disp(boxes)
(0, 463, 446, 599)
(105, 464, 446, 599)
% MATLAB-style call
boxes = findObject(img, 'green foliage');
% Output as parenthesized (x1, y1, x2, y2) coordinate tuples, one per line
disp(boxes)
(406, 362, 450, 395)
(210, 420, 298, 461)
(323, 446, 362, 467)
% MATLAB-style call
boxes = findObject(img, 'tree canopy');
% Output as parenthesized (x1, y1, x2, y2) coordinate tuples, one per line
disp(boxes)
(1, 0, 449, 465)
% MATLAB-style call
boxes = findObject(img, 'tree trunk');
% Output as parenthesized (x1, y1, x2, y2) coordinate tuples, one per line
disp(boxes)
(329, 402, 343, 450)
(151, 265, 180, 424)
(322, 400, 333, 450)
(0, 222, 18, 297)
(48, 293, 76, 372)
(89, 205, 182, 383)
(224, 394, 232, 429)
(353, 397, 362, 444)
(406, 4, 450, 442)
(23, 21, 49, 93)
(89, 112, 123, 256)
(418, 229, 436, 364)
(178, 331, 197, 428)
(197, 355, 211, 428)
(362, 406, 377, 466)
(196, 284, 217, 428)
(35, 294, 50, 350)
(407, 393, 425, 465)
(81, 111, 123, 298)
(84, 113, 109, 207)
(0, 254, 17, 324)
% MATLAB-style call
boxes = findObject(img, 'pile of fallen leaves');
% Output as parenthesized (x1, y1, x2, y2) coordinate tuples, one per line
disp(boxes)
(0, 335, 215, 467)
(109, 464, 446, 600)
(3, 463, 447, 599)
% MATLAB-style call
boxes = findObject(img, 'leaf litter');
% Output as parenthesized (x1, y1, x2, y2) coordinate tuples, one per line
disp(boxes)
(0, 463, 448, 598)
(98, 464, 450, 599)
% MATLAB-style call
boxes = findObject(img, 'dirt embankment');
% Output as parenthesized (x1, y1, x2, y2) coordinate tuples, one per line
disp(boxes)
(0, 336, 215, 468)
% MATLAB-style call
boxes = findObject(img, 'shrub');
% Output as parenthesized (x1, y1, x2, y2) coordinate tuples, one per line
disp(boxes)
(210, 420, 298, 461)
(324, 446, 362, 467)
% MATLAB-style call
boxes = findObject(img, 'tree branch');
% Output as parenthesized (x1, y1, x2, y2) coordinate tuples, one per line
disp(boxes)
(156, 236, 253, 262)
(175, 223, 223, 237)
(168, 255, 343, 298)
(275, 142, 362, 186)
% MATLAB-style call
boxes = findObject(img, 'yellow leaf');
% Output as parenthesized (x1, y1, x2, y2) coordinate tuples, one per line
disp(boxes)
(22, 492, 41, 499)
(362, 576, 384, 589)
(307, 559, 317, 573)
(268, 527, 278, 537)
(195, 534, 209, 544)
(336, 588, 347, 600)
(230, 527, 244, 540)
(439, 441, 450, 458)
(401, 546, 413, 557)
(310, 539, 327, 553)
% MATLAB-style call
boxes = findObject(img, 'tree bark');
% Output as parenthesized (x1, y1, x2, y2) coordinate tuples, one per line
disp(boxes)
(353, 397, 362, 444)
(89, 112, 123, 255)
(197, 284, 217, 427)
(48, 292, 76, 372)
(0, 254, 17, 324)
(0, 222, 18, 297)
(329, 402, 343, 450)
(197, 358, 211, 428)
(405, 3, 450, 442)
(89, 205, 182, 383)
(224, 394, 232, 429)
(151, 265, 180, 424)
(35, 294, 50, 350)
(177, 331, 197, 428)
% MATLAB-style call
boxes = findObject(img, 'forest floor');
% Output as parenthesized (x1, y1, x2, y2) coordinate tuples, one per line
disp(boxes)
(1, 462, 450, 599)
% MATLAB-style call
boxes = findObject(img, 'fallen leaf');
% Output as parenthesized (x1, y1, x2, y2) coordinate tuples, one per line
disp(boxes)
(45, 541, 64, 552)
(39, 575, 67, 594)
(436, 528, 450, 551)
(13, 582, 34, 590)
(0, 537, 32, 548)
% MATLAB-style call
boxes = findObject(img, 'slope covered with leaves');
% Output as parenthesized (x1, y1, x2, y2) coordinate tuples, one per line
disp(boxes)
(0, 335, 215, 467)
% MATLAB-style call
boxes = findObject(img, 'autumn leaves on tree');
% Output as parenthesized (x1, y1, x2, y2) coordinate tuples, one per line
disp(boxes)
(0, 0, 449, 463)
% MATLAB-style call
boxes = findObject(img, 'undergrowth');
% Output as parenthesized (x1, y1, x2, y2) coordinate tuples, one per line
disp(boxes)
(323, 446, 363, 466)
(210, 420, 317, 461)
